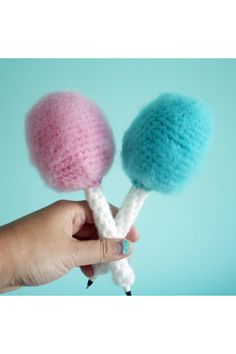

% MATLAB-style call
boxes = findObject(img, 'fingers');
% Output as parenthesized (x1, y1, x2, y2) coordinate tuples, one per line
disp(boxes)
(71, 238, 133, 267)
(72, 200, 95, 224)
(73, 223, 98, 240)
(126, 225, 139, 242)
(80, 265, 94, 278)
(70, 200, 139, 242)
(74, 224, 138, 243)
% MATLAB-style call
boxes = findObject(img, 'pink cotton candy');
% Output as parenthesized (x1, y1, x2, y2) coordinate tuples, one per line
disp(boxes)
(26, 92, 115, 191)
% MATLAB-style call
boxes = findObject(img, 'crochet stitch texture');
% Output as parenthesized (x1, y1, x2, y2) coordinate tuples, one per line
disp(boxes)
(122, 93, 213, 193)
(26, 92, 115, 191)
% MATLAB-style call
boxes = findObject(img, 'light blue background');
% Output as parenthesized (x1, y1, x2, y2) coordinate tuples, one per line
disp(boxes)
(0, 59, 235, 295)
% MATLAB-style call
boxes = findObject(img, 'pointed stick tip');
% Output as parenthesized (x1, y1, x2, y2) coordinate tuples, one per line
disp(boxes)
(125, 290, 132, 296)
(86, 279, 94, 289)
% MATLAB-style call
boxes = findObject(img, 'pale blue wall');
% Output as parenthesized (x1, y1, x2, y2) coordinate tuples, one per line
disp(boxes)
(0, 59, 235, 295)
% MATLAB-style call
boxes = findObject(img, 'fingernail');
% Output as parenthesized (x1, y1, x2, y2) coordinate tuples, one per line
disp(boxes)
(116, 240, 131, 256)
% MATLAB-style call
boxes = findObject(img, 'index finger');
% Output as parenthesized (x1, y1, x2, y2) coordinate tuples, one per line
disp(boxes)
(126, 225, 139, 242)
(73, 201, 139, 242)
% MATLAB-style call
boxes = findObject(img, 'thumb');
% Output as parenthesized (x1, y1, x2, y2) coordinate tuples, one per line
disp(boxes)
(71, 238, 133, 267)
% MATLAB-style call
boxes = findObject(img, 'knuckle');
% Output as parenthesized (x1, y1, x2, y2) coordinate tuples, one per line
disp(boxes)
(54, 199, 69, 207)
(99, 239, 110, 263)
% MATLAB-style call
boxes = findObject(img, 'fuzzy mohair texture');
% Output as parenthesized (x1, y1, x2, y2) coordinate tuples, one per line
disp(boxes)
(26, 92, 115, 191)
(122, 93, 213, 193)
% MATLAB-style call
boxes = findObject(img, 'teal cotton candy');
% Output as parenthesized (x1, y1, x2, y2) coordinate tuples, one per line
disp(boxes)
(121, 93, 213, 193)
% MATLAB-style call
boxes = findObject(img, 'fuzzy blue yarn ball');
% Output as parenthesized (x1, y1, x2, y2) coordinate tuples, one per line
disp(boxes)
(121, 93, 213, 193)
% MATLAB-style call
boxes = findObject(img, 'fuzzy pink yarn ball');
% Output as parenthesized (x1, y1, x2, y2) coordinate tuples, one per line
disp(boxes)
(26, 92, 115, 191)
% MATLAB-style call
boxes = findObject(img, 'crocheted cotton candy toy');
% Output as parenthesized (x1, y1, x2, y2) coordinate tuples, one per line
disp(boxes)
(26, 91, 135, 295)
(26, 92, 114, 191)
(118, 92, 213, 250)
(89, 92, 214, 293)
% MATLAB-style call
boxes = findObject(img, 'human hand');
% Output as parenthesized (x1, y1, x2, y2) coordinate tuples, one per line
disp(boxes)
(0, 200, 138, 293)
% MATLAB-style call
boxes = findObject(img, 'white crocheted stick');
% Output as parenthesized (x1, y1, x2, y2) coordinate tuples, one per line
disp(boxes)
(85, 186, 117, 238)
(85, 185, 149, 293)
(115, 186, 149, 237)
(85, 185, 138, 292)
